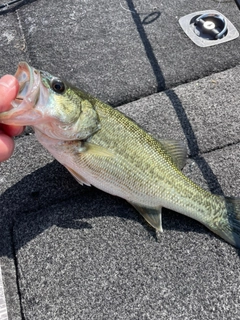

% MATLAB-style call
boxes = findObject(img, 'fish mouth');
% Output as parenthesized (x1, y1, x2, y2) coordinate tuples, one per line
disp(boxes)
(15, 61, 40, 103)
(0, 61, 45, 126)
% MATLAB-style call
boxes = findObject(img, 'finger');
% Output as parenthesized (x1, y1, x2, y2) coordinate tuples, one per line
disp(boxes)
(1, 123, 25, 137)
(0, 131, 14, 161)
(0, 75, 24, 136)
(0, 75, 19, 112)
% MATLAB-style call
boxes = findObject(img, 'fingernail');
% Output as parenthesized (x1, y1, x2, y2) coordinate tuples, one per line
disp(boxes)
(0, 75, 17, 90)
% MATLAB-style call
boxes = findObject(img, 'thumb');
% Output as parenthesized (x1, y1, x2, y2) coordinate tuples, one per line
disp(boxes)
(0, 75, 19, 112)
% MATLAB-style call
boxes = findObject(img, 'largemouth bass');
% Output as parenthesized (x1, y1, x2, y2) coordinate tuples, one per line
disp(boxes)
(1, 62, 240, 248)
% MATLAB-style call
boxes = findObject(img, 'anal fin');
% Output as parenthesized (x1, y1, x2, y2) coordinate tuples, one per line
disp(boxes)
(129, 202, 163, 232)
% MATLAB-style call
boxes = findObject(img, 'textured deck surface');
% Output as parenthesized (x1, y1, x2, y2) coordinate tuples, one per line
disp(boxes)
(1, 0, 240, 319)
(0, 266, 8, 320)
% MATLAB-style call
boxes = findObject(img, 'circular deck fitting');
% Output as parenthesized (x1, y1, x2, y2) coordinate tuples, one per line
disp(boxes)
(194, 13, 227, 39)
(179, 10, 239, 47)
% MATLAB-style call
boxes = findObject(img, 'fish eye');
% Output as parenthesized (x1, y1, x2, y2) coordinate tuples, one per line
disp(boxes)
(51, 78, 65, 94)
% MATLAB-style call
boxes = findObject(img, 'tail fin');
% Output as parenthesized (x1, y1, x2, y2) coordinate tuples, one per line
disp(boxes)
(208, 197, 240, 248)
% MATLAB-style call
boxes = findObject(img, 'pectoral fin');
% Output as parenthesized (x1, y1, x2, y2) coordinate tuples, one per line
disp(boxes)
(129, 202, 163, 232)
(82, 142, 114, 157)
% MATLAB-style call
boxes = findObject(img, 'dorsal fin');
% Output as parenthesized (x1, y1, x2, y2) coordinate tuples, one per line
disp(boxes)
(158, 139, 187, 170)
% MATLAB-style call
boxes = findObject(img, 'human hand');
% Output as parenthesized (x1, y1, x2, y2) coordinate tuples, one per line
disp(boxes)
(0, 75, 24, 161)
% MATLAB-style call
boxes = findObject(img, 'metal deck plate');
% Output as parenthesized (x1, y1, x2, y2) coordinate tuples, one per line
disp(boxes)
(179, 10, 239, 47)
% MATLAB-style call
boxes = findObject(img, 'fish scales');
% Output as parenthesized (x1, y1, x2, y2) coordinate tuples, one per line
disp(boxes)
(62, 101, 221, 223)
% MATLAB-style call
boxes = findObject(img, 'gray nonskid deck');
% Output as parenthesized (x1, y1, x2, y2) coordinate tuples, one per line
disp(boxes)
(1, 66, 240, 319)
(1, 0, 240, 319)
(0, 266, 8, 320)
